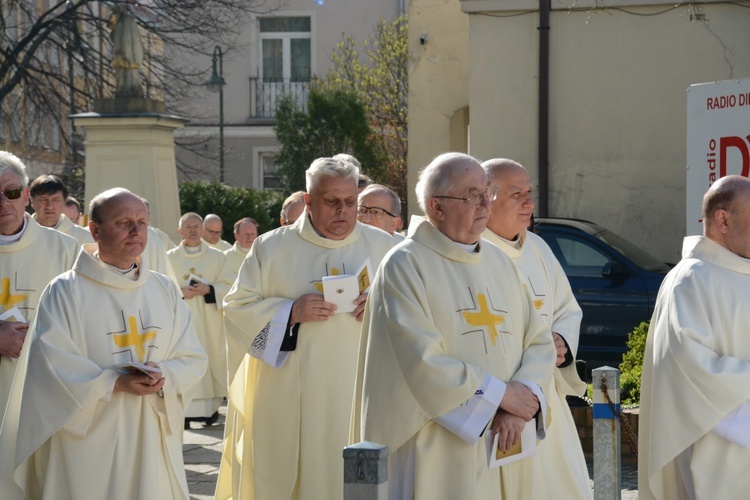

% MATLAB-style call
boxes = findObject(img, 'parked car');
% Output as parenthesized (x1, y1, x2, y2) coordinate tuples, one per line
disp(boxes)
(533, 218, 671, 372)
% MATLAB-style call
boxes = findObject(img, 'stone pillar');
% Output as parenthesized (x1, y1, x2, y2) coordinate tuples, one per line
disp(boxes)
(73, 99, 185, 241)
(343, 441, 388, 500)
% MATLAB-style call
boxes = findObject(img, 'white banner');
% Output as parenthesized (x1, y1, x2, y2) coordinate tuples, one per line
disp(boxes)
(686, 78, 750, 235)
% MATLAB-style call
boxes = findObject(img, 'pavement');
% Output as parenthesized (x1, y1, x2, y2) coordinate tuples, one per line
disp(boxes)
(183, 404, 639, 499)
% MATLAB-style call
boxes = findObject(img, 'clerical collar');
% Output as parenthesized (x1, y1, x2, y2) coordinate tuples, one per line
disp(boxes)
(0, 216, 27, 245)
(185, 244, 201, 254)
(498, 234, 523, 250)
(93, 251, 139, 279)
(53, 216, 63, 230)
(453, 240, 479, 253)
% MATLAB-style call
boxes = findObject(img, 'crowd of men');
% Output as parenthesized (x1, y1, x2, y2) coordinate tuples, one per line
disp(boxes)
(0, 146, 747, 500)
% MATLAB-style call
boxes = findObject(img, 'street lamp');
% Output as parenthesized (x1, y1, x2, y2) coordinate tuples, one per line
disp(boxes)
(204, 46, 226, 183)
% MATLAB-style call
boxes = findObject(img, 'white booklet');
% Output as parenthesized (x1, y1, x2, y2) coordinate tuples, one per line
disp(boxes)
(0, 307, 27, 323)
(188, 273, 208, 285)
(118, 362, 163, 380)
(321, 258, 372, 314)
(487, 419, 537, 468)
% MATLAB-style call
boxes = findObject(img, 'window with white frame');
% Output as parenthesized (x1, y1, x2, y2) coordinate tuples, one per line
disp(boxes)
(259, 151, 281, 190)
(259, 17, 311, 84)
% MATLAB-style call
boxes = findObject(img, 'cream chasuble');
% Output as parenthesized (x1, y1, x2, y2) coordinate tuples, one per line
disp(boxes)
(483, 229, 590, 500)
(46, 213, 95, 245)
(145, 226, 180, 286)
(0, 215, 78, 436)
(0, 245, 207, 500)
(216, 214, 394, 500)
(167, 242, 231, 415)
(640, 236, 750, 500)
(152, 225, 176, 251)
(221, 242, 249, 283)
(204, 237, 232, 252)
(352, 217, 556, 500)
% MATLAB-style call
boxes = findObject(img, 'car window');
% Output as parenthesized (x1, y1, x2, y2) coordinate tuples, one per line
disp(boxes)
(554, 235, 610, 278)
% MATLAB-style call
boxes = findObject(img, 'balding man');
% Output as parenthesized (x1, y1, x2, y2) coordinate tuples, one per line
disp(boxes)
(221, 217, 258, 280)
(0, 188, 206, 499)
(168, 213, 230, 426)
(280, 191, 306, 226)
(202, 213, 232, 251)
(639, 175, 750, 499)
(352, 153, 555, 499)
(482, 158, 590, 499)
(357, 184, 403, 238)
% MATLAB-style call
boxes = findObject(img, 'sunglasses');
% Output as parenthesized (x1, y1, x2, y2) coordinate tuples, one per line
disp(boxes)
(0, 188, 22, 200)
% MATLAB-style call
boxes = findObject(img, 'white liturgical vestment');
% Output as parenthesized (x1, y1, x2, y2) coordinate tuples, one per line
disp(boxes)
(483, 228, 590, 499)
(640, 236, 750, 499)
(216, 214, 394, 500)
(352, 217, 556, 500)
(0, 215, 78, 436)
(168, 242, 231, 417)
(222, 242, 249, 282)
(0, 245, 207, 499)
(41, 213, 94, 245)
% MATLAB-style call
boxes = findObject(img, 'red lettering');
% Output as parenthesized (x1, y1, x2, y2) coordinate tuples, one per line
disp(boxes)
(720, 136, 750, 177)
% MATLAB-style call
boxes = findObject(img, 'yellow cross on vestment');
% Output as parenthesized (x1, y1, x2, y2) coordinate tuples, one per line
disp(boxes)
(533, 299, 545, 310)
(462, 293, 505, 346)
(112, 315, 157, 362)
(183, 267, 203, 281)
(0, 276, 28, 309)
(314, 266, 341, 293)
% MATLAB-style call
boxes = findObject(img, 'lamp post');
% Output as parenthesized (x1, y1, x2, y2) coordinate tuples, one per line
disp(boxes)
(204, 46, 226, 183)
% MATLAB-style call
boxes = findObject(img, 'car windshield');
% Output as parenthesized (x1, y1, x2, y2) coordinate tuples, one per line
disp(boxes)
(594, 228, 671, 272)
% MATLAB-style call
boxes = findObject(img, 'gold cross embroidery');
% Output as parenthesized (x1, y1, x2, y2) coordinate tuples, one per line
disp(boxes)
(0, 276, 28, 309)
(112, 315, 157, 363)
(462, 293, 506, 346)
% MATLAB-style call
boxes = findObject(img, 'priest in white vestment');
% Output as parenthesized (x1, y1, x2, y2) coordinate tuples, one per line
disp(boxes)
(481, 158, 590, 499)
(0, 154, 79, 471)
(357, 184, 403, 237)
(203, 213, 232, 251)
(640, 175, 750, 499)
(221, 217, 259, 280)
(352, 153, 556, 499)
(29, 174, 94, 245)
(280, 190, 306, 226)
(168, 212, 231, 424)
(216, 157, 395, 500)
(0, 188, 207, 499)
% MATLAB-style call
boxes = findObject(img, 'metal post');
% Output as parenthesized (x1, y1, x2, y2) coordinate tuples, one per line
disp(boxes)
(206, 46, 226, 183)
(343, 441, 388, 500)
(592, 366, 621, 500)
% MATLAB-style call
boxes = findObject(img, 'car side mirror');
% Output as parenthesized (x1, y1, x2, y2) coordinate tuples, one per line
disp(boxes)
(602, 261, 629, 278)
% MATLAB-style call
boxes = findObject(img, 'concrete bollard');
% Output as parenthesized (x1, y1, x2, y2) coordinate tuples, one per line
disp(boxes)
(343, 441, 388, 500)
(592, 366, 622, 500)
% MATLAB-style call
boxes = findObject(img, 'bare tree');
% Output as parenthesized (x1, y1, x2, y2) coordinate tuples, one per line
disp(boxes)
(0, 0, 276, 181)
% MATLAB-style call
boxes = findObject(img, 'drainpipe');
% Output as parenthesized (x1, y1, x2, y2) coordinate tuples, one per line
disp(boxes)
(538, 0, 550, 217)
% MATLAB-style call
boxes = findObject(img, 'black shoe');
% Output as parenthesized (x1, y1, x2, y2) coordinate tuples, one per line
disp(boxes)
(205, 410, 220, 426)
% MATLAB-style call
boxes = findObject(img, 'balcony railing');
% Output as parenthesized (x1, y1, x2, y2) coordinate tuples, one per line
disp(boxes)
(249, 78, 310, 119)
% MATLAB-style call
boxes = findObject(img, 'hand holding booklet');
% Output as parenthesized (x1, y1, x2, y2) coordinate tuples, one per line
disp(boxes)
(0, 306, 27, 323)
(487, 419, 537, 468)
(118, 362, 163, 380)
(322, 258, 372, 314)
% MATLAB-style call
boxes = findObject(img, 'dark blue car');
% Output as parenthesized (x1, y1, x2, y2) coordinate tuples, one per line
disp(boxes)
(533, 218, 671, 371)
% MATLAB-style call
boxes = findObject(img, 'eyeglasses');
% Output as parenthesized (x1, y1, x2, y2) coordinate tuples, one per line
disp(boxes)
(358, 205, 398, 218)
(434, 184, 499, 207)
(0, 188, 22, 201)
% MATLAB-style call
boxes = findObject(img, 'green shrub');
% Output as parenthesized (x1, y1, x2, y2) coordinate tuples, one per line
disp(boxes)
(179, 181, 285, 242)
(619, 320, 649, 405)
